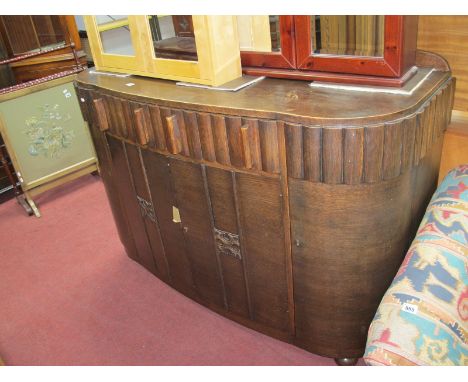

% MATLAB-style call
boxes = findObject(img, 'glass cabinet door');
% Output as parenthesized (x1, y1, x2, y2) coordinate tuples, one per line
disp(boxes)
(141, 15, 241, 86)
(310, 16, 385, 57)
(84, 15, 242, 86)
(0, 16, 70, 55)
(239, 16, 296, 69)
(96, 15, 136, 56)
(84, 15, 144, 73)
(149, 15, 198, 61)
(295, 16, 410, 78)
(237, 15, 280, 53)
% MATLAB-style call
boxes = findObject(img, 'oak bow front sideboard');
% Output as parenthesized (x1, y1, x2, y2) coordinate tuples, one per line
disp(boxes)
(74, 58, 454, 364)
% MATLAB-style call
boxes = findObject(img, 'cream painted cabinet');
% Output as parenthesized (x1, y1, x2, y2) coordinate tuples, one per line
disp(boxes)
(84, 15, 242, 86)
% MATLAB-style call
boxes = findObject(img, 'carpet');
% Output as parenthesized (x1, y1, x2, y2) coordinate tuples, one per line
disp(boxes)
(0, 175, 364, 365)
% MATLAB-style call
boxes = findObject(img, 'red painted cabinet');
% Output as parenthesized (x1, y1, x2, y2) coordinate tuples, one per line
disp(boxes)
(240, 16, 418, 87)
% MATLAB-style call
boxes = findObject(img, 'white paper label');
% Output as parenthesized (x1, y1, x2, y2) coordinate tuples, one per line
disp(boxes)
(402, 303, 418, 315)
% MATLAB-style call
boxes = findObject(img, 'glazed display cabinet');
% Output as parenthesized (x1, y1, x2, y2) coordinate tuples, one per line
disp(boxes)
(240, 15, 418, 86)
(0, 15, 86, 82)
(83, 15, 241, 86)
(83, 15, 417, 88)
(74, 47, 454, 364)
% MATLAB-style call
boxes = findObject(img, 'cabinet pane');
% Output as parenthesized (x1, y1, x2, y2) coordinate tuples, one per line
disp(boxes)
(0, 16, 65, 55)
(237, 15, 280, 53)
(96, 15, 135, 56)
(31, 16, 65, 48)
(150, 15, 198, 61)
(311, 16, 384, 57)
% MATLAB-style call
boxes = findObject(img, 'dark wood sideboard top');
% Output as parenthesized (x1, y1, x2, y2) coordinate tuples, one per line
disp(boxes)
(76, 68, 450, 126)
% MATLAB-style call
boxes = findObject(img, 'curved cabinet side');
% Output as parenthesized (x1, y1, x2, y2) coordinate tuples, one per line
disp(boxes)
(290, 173, 413, 357)
(287, 78, 454, 358)
(75, 87, 140, 264)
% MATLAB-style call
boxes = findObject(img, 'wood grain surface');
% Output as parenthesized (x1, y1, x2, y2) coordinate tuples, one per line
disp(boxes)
(418, 16, 468, 111)
(75, 68, 450, 126)
(75, 62, 454, 362)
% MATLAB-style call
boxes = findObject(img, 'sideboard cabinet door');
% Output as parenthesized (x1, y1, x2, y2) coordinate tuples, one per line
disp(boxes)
(235, 172, 291, 334)
(140, 149, 195, 296)
(82, 87, 293, 336)
(82, 90, 139, 265)
(144, 154, 292, 335)
(168, 159, 226, 308)
(205, 167, 292, 335)
(106, 136, 160, 276)
(289, 175, 413, 358)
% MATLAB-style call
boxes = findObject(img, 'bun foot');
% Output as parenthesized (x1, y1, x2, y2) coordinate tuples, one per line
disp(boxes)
(334, 357, 358, 366)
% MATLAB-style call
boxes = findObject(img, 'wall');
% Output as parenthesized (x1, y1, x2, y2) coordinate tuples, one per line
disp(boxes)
(418, 16, 468, 180)
(417, 16, 468, 112)
(74, 15, 85, 31)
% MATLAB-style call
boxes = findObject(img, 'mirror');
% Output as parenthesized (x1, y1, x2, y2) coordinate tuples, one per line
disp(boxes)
(149, 15, 198, 61)
(311, 16, 385, 57)
(96, 15, 135, 56)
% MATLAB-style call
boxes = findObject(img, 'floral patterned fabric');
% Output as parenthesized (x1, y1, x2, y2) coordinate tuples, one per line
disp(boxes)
(364, 164, 468, 366)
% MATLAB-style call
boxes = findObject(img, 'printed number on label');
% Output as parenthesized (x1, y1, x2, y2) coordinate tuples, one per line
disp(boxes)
(402, 303, 418, 315)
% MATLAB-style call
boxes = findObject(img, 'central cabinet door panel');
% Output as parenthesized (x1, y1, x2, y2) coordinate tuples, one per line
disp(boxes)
(169, 158, 225, 308)
(140, 149, 195, 296)
(235, 173, 291, 333)
(205, 167, 250, 318)
(106, 135, 158, 275)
